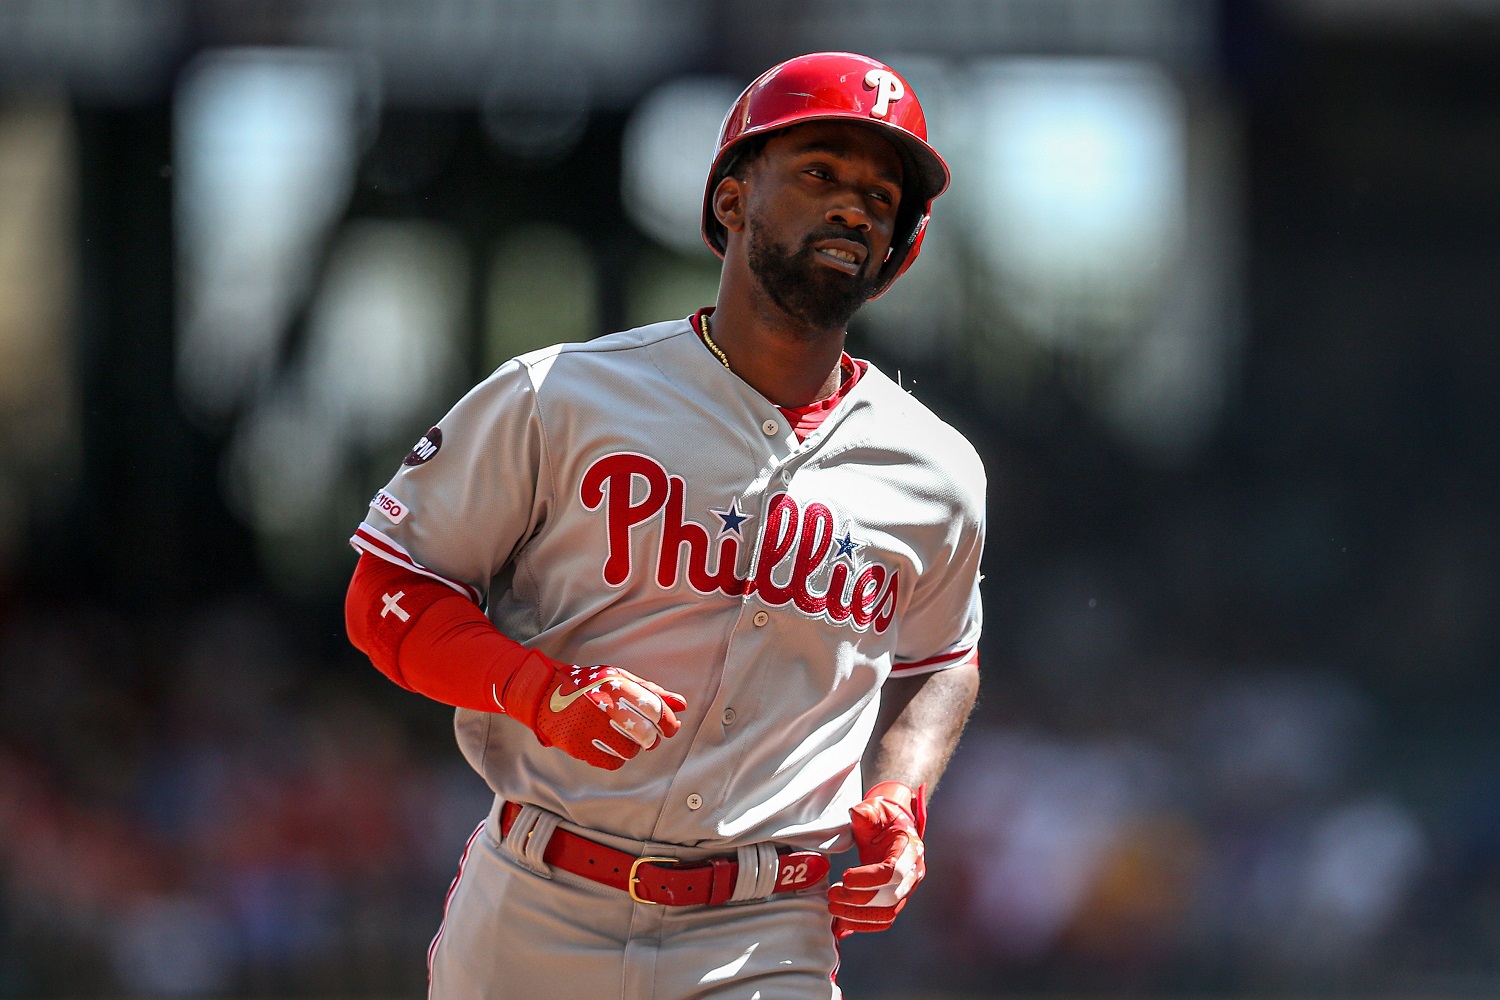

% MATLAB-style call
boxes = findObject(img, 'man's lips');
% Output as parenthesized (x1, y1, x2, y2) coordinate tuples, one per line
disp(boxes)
(811, 237, 869, 276)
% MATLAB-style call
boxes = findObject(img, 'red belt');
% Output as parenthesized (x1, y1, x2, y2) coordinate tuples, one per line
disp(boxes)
(499, 801, 830, 906)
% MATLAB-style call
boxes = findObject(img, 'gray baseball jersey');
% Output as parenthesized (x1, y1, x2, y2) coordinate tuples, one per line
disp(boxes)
(352, 315, 985, 854)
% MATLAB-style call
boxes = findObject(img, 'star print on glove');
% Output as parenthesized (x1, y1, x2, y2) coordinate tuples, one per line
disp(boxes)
(827, 781, 927, 938)
(532, 664, 688, 771)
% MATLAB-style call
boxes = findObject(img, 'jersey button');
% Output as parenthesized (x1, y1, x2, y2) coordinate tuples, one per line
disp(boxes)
(686, 794, 704, 810)
(721, 708, 736, 725)
(761, 419, 779, 436)
(752, 611, 769, 627)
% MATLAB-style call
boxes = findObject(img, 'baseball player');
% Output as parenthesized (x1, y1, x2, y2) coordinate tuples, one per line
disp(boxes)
(345, 51, 984, 999)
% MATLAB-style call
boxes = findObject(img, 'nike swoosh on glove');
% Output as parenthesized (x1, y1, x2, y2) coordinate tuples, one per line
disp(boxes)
(828, 781, 927, 938)
(530, 664, 688, 771)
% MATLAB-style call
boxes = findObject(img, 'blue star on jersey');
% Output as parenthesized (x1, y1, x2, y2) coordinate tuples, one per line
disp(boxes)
(711, 500, 752, 537)
(834, 530, 860, 561)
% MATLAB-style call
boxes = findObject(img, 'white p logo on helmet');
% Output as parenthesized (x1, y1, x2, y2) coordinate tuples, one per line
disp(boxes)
(863, 69, 905, 119)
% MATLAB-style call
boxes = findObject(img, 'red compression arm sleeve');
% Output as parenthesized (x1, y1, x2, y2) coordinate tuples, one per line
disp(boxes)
(344, 552, 556, 726)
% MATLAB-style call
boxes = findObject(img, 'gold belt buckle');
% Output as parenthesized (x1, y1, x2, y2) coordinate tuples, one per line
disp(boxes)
(628, 856, 680, 905)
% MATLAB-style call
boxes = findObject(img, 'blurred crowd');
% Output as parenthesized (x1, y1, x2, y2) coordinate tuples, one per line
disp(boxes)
(0, 597, 492, 998)
(0, 570, 1490, 998)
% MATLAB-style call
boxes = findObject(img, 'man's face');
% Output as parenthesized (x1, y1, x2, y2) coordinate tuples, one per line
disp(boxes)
(739, 122, 905, 333)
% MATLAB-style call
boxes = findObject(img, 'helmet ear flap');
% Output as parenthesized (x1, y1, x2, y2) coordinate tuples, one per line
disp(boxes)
(870, 200, 931, 299)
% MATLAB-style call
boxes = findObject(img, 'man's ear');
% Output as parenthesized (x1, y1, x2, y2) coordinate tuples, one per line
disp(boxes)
(713, 176, 748, 236)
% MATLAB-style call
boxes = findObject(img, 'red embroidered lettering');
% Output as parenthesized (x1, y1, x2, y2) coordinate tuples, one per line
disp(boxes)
(578, 454, 900, 632)
(580, 453, 669, 586)
(657, 477, 709, 589)
(850, 564, 886, 628)
(825, 563, 854, 623)
(753, 494, 800, 605)
(791, 503, 835, 615)
(873, 568, 900, 632)
(659, 477, 750, 594)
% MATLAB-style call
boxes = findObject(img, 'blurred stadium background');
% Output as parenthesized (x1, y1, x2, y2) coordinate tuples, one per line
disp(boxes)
(1, 0, 1498, 997)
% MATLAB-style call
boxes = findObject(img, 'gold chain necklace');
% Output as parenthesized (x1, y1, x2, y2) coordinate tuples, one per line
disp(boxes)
(697, 312, 856, 389)
(697, 312, 731, 369)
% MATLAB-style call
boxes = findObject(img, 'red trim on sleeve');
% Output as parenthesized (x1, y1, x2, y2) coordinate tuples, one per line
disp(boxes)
(890, 646, 978, 674)
(349, 525, 483, 604)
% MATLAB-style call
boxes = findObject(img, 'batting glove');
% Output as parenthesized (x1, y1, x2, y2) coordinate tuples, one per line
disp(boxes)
(828, 781, 927, 938)
(508, 661, 687, 771)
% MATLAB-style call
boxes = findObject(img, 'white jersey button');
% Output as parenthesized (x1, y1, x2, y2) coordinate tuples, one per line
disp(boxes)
(721, 707, 737, 725)
(752, 610, 769, 627)
(761, 419, 779, 436)
(686, 793, 704, 810)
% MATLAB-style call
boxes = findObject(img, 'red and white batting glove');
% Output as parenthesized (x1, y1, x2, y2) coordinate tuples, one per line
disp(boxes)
(828, 781, 927, 938)
(505, 661, 687, 771)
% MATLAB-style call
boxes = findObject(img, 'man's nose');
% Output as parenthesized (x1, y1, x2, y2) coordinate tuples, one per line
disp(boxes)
(826, 199, 873, 233)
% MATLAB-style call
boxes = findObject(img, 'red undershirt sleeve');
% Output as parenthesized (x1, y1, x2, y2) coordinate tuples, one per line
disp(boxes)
(344, 552, 557, 728)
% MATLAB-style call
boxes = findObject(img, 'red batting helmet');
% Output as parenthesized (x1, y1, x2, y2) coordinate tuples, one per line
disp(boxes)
(700, 51, 951, 299)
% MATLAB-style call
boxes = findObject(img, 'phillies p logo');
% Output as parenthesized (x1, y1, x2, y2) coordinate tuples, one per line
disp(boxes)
(863, 69, 905, 119)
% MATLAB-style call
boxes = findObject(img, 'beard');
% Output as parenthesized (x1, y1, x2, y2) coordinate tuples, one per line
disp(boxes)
(746, 212, 883, 334)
